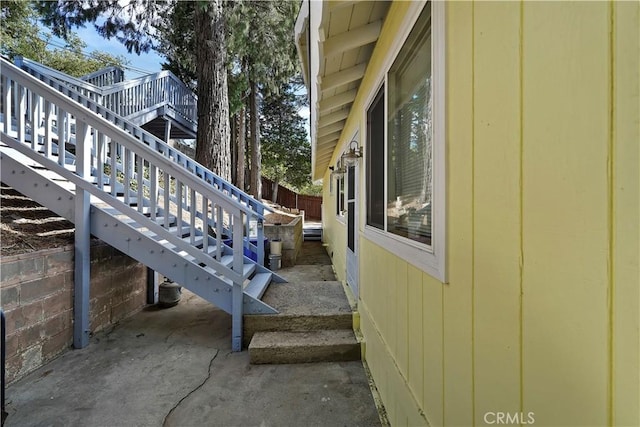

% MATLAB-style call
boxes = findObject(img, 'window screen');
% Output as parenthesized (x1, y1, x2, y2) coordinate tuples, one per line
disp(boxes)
(387, 6, 432, 246)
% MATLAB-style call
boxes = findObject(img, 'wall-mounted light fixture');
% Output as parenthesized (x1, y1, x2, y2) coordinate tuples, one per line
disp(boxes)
(330, 159, 346, 179)
(341, 138, 362, 167)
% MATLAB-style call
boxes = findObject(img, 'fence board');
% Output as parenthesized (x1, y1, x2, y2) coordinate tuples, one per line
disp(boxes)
(261, 177, 322, 220)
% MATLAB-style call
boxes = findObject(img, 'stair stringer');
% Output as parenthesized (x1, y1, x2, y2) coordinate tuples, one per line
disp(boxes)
(0, 148, 278, 315)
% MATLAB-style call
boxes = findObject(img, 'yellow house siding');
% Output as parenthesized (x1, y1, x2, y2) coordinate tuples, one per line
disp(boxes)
(613, 1, 639, 424)
(443, 1, 474, 425)
(321, 169, 347, 283)
(522, 3, 610, 425)
(316, 1, 638, 425)
(472, 1, 522, 424)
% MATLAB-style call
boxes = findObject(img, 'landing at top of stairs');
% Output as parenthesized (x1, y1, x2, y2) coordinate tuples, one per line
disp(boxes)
(259, 280, 352, 316)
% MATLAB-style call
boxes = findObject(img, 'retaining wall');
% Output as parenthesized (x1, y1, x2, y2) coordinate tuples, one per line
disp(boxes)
(1, 241, 147, 384)
(264, 216, 303, 267)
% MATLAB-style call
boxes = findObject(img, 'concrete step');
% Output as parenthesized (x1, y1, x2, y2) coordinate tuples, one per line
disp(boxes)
(249, 330, 360, 364)
(243, 281, 353, 347)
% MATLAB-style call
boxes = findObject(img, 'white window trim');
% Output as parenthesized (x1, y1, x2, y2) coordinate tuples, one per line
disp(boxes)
(361, 0, 447, 283)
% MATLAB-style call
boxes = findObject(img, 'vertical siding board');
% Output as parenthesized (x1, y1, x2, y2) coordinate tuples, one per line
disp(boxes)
(423, 274, 444, 426)
(443, 1, 475, 425)
(613, 2, 640, 424)
(472, 2, 522, 422)
(396, 256, 409, 377)
(522, 2, 610, 425)
(407, 265, 424, 405)
(386, 246, 398, 357)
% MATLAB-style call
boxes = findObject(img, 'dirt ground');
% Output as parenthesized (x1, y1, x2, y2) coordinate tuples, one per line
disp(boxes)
(0, 183, 75, 256)
(0, 184, 302, 256)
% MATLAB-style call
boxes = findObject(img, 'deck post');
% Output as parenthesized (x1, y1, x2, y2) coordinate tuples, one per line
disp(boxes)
(74, 121, 91, 348)
(142, 119, 174, 297)
(232, 214, 244, 352)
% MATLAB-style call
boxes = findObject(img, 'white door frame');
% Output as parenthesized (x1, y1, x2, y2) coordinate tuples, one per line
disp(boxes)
(346, 161, 359, 299)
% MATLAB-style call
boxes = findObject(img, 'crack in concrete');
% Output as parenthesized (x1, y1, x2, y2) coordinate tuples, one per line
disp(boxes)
(161, 349, 219, 427)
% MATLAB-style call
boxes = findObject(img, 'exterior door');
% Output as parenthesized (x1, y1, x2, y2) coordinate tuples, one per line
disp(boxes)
(346, 164, 359, 298)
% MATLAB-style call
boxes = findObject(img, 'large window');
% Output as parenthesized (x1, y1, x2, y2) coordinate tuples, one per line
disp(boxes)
(364, 2, 445, 280)
(387, 6, 432, 246)
(366, 87, 385, 230)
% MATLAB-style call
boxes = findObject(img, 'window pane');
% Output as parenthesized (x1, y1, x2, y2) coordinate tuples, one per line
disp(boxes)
(387, 6, 432, 246)
(366, 87, 385, 230)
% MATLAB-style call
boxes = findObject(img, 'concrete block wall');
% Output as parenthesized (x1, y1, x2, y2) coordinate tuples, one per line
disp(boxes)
(1, 241, 147, 384)
(264, 216, 303, 267)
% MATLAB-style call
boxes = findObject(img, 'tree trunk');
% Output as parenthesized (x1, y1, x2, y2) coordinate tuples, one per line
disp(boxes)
(194, 1, 231, 181)
(235, 106, 245, 191)
(230, 110, 236, 184)
(249, 79, 261, 198)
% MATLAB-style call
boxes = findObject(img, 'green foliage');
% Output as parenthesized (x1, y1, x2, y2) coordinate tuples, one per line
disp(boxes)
(35, 0, 170, 55)
(297, 182, 323, 197)
(1, 1, 127, 76)
(227, 0, 300, 97)
(1, 0, 48, 61)
(261, 82, 311, 191)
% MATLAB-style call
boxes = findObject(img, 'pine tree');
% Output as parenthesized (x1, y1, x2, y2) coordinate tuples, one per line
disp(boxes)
(261, 82, 311, 200)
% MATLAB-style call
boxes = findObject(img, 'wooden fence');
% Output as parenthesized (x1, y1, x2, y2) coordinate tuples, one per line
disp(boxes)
(261, 177, 322, 220)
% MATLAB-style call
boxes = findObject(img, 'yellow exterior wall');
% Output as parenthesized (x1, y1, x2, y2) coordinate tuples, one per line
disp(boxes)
(320, 1, 639, 426)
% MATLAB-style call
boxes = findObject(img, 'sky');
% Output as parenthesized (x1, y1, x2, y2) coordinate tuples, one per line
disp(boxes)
(60, 25, 165, 78)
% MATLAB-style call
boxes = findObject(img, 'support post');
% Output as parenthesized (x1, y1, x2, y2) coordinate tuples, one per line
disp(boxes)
(147, 268, 159, 304)
(74, 121, 91, 348)
(143, 119, 173, 294)
(231, 214, 244, 352)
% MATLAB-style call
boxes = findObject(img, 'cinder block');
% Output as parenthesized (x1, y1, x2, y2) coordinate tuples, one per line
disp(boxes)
(44, 250, 73, 276)
(1, 257, 45, 286)
(18, 345, 43, 378)
(90, 294, 112, 315)
(21, 300, 45, 326)
(5, 355, 23, 384)
(42, 329, 72, 360)
(18, 323, 45, 350)
(0, 285, 19, 310)
(4, 307, 26, 335)
(5, 333, 20, 358)
(91, 276, 115, 298)
(90, 309, 111, 332)
(43, 310, 72, 337)
(43, 290, 73, 316)
(20, 274, 66, 304)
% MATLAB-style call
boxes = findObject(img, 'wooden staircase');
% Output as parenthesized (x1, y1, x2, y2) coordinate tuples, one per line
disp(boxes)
(0, 57, 282, 351)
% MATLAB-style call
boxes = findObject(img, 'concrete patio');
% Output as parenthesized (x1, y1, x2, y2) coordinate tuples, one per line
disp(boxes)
(3, 242, 383, 427)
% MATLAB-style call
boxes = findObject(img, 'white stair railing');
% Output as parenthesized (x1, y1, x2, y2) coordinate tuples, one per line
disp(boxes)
(1, 58, 252, 329)
(15, 57, 270, 264)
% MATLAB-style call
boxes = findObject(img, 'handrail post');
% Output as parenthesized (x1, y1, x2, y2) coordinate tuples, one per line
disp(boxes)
(232, 212, 244, 352)
(257, 207, 265, 266)
(74, 120, 91, 348)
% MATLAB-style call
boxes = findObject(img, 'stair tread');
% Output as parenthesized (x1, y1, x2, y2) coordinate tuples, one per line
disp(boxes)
(245, 272, 272, 299)
(249, 329, 357, 348)
(248, 330, 360, 364)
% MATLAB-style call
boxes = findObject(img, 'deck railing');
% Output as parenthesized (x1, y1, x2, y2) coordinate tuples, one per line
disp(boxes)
(8, 57, 270, 265)
(81, 66, 125, 86)
(1, 58, 259, 285)
(16, 57, 197, 129)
